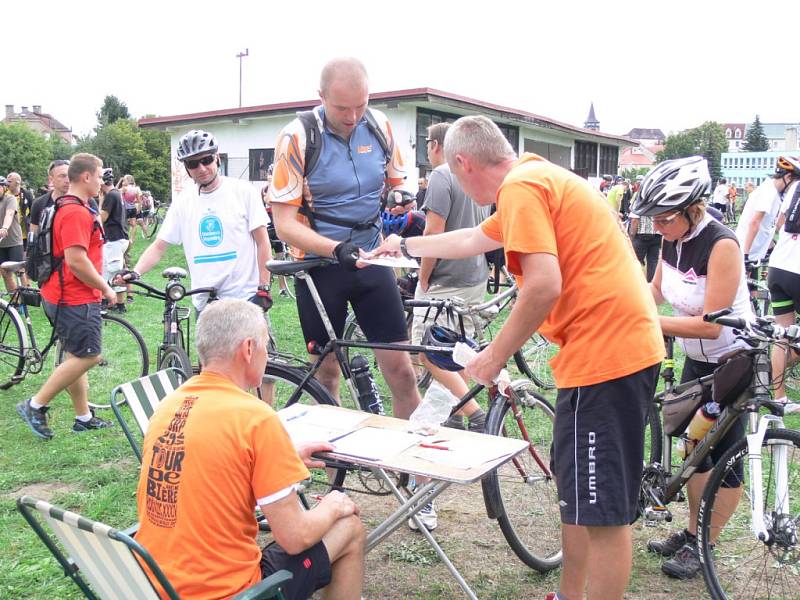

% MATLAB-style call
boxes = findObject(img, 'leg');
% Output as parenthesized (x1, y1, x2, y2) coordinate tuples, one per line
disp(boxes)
(320, 515, 365, 600)
(35, 353, 101, 407)
(312, 352, 343, 403)
(559, 524, 589, 599)
(373, 345, 421, 419)
(1, 270, 16, 293)
(771, 311, 797, 400)
(586, 525, 632, 600)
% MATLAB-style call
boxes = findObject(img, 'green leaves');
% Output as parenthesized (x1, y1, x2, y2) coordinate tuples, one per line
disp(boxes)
(0, 123, 51, 189)
(657, 122, 727, 180)
(742, 115, 769, 152)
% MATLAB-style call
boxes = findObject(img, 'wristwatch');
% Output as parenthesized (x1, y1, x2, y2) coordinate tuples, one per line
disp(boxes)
(400, 238, 414, 260)
(257, 284, 271, 292)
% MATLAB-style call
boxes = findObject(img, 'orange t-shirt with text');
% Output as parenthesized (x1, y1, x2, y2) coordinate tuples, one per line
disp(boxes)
(135, 371, 310, 599)
(481, 154, 663, 388)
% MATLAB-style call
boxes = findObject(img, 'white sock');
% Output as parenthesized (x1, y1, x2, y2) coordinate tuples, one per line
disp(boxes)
(30, 398, 44, 410)
(775, 396, 789, 405)
(75, 413, 93, 422)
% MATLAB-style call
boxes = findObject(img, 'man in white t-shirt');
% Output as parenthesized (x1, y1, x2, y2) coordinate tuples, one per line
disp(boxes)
(711, 178, 729, 211)
(735, 178, 783, 262)
(129, 130, 272, 313)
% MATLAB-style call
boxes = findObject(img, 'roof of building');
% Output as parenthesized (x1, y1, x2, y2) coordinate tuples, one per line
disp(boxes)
(585, 102, 598, 124)
(623, 128, 665, 140)
(139, 87, 633, 144)
(3, 109, 71, 133)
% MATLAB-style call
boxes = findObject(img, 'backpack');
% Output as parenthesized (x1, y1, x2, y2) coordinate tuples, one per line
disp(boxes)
(782, 181, 800, 234)
(26, 197, 86, 287)
(295, 108, 392, 233)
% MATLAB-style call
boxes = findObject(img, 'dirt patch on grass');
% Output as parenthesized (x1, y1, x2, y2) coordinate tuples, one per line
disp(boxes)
(5, 482, 79, 503)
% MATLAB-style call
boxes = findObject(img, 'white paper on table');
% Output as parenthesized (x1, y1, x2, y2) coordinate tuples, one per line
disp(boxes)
(409, 436, 514, 470)
(360, 256, 419, 269)
(330, 426, 423, 462)
(277, 404, 371, 445)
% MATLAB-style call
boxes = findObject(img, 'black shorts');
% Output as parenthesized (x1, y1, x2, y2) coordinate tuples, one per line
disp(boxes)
(553, 363, 660, 526)
(295, 263, 408, 351)
(681, 357, 745, 487)
(125, 208, 137, 220)
(0, 244, 24, 264)
(767, 266, 800, 316)
(260, 540, 331, 600)
(43, 301, 102, 358)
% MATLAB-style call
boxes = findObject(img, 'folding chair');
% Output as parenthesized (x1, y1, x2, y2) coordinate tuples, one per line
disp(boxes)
(17, 495, 292, 600)
(110, 368, 185, 463)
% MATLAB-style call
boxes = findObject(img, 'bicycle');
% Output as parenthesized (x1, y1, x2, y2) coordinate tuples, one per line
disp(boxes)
(140, 200, 163, 240)
(264, 258, 562, 571)
(744, 258, 771, 318)
(638, 308, 800, 599)
(0, 260, 149, 410)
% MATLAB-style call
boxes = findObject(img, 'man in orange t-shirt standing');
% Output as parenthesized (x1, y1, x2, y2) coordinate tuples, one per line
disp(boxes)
(370, 116, 664, 600)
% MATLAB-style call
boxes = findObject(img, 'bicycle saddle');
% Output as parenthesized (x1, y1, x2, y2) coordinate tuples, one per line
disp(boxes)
(0, 261, 26, 273)
(267, 258, 334, 276)
(162, 266, 188, 279)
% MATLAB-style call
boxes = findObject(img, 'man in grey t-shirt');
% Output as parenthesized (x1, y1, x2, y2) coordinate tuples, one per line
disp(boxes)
(0, 176, 25, 292)
(411, 122, 490, 436)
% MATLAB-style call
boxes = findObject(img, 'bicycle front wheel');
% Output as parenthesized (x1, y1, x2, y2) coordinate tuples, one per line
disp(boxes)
(144, 212, 161, 239)
(482, 379, 562, 572)
(699, 428, 800, 600)
(515, 333, 557, 390)
(158, 345, 192, 380)
(68, 313, 149, 410)
(0, 300, 26, 389)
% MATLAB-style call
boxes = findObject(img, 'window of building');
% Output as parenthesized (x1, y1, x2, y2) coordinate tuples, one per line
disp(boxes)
(599, 145, 618, 178)
(734, 129, 742, 139)
(574, 141, 598, 179)
(524, 139, 571, 169)
(218, 153, 229, 176)
(726, 128, 732, 138)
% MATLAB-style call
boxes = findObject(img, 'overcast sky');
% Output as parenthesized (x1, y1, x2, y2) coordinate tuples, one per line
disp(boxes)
(5, 0, 796, 139)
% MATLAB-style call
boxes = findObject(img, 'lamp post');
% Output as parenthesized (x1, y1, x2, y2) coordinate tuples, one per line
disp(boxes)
(236, 48, 249, 107)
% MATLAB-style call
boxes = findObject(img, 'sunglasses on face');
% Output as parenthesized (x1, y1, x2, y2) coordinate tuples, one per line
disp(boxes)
(653, 212, 681, 227)
(185, 155, 216, 170)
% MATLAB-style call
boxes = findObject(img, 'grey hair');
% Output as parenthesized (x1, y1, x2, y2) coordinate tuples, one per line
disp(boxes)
(195, 299, 268, 365)
(443, 115, 517, 168)
(320, 57, 368, 94)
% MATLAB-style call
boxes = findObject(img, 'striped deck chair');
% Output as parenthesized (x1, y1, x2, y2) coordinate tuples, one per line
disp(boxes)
(17, 495, 292, 600)
(110, 368, 185, 463)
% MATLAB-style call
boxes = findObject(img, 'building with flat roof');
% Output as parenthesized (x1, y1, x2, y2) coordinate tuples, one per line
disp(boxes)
(139, 88, 633, 200)
(721, 151, 790, 187)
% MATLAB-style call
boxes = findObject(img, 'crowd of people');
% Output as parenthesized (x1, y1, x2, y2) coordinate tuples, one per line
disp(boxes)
(4, 54, 800, 599)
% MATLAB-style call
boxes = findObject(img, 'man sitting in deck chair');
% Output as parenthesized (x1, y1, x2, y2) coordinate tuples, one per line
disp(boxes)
(135, 299, 365, 599)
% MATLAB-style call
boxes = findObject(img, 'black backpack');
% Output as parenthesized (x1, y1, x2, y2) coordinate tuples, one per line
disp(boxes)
(26, 197, 87, 287)
(782, 181, 800, 235)
(295, 109, 391, 233)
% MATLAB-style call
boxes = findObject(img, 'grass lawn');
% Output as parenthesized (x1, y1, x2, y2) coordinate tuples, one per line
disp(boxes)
(1, 234, 798, 599)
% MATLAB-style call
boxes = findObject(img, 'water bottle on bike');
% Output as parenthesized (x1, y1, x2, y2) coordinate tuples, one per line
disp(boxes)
(349, 354, 385, 415)
(677, 401, 721, 458)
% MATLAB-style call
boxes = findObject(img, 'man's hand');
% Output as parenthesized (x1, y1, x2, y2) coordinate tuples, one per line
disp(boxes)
(333, 241, 360, 271)
(465, 345, 504, 386)
(318, 489, 360, 518)
(362, 234, 402, 259)
(102, 285, 117, 304)
(112, 269, 139, 287)
(252, 289, 273, 312)
(295, 441, 334, 468)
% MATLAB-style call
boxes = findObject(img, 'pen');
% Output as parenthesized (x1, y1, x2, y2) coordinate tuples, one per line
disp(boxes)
(419, 443, 451, 451)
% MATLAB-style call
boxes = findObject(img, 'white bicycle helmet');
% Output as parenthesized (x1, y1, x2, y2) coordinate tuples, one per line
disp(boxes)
(632, 156, 712, 217)
(176, 129, 219, 162)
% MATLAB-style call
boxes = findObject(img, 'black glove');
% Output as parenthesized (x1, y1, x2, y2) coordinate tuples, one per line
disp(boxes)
(333, 241, 360, 271)
(252, 289, 274, 312)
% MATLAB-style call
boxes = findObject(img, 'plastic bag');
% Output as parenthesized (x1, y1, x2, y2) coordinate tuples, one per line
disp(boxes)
(409, 381, 460, 434)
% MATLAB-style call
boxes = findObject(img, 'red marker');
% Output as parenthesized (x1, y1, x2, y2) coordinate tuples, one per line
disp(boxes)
(419, 443, 451, 451)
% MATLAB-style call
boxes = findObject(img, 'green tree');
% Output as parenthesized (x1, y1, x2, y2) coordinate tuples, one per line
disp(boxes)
(48, 135, 74, 162)
(96, 95, 131, 130)
(742, 115, 769, 152)
(657, 121, 727, 180)
(0, 122, 52, 189)
(621, 166, 650, 181)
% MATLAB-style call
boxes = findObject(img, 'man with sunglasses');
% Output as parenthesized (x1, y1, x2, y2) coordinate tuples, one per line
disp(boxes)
(129, 130, 272, 314)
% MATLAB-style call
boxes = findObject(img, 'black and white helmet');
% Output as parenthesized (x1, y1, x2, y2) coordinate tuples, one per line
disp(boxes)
(632, 156, 712, 217)
(176, 129, 219, 162)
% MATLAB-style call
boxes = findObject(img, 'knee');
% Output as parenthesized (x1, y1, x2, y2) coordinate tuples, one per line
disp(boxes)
(344, 515, 366, 552)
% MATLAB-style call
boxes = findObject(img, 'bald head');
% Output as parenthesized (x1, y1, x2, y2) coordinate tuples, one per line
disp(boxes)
(319, 57, 368, 95)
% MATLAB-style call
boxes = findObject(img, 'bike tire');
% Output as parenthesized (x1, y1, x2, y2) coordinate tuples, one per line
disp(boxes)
(58, 313, 149, 410)
(262, 361, 346, 490)
(0, 300, 27, 390)
(514, 333, 557, 390)
(145, 211, 161, 239)
(481, 379, 562, 572)
(699, 428, 800, 600)
(645, 397, 664, 465)
(158, 345, 193, 381)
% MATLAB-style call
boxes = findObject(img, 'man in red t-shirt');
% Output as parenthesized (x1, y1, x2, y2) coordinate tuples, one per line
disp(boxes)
(16, 153, 117, 440)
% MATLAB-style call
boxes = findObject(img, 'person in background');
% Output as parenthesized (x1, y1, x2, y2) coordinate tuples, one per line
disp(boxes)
(29, 160, 70, 235)
(120, 174, 142, 244)
(6, 172, 33, 253)
(711, 178, 728, 212)
(415, 176, 427, 208)
(0, 176, 25, 292)
(99, 168, 129, 313)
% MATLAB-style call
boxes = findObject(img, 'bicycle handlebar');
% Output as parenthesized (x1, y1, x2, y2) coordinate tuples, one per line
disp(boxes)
(703, 307, 800, 347)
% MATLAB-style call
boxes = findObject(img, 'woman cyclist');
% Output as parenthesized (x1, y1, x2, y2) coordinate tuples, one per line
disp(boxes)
(634, 156, 754, 580)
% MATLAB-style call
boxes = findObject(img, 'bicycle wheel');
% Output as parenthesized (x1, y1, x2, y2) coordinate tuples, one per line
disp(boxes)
(158, 345, 192, 380)
(482, 379, 562, 572)
(262, 361, 346, 490)
(59, 313, 149, 410)
(645, 397, 664, 465)
(144, 211, 161, 239)
(0, 300, 26, 389)
(515, 333, 557, 390)
(699, 428, 800, 600)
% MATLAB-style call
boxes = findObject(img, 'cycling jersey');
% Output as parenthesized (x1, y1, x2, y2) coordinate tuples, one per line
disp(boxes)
(660, 214, 753, 362)
(768, 180, 800, 276)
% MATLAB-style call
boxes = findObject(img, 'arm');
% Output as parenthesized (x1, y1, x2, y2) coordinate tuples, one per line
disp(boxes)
(628, 216, 640, 237)
(251, 226, 272, 287)
(0, 206, 14, 239)
(132, 238, 170, 276)
(742, 211, 765, 256)
(466, 252, 561, 384)
(100, 209, 110, 223)
(261, 489, 358, 555)
(659, 238, 742, 339)
(649, 257, 665, 304)
(370, 227, 501, 261)
(63, 246, 116, 302)
(418, 211, 446, 291)
(272, 202, 339, 258)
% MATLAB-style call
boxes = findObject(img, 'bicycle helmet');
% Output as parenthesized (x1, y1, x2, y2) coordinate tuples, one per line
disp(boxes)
(176, 129, 219, 162)
(102, 168, 114, 184)
(772, 155, 800, 179)
(632, 156, 712, 217)
(381, 210, 426, 238)
(421, 324, 479, 372)
(0, 176, 8, 187)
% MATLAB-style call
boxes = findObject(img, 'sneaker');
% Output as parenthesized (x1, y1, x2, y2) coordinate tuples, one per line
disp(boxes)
(467, 412, 486, 433)
(443, 414, 465, 430)
(408, 502, 437, 531)
(279, 289, 290, 297)
(72, 410, 114, 433)
(126, 295, 135, 304)
(16, 399, 54, 440)
(661, 542, 702, 580)
(647, 528, 694, 557)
